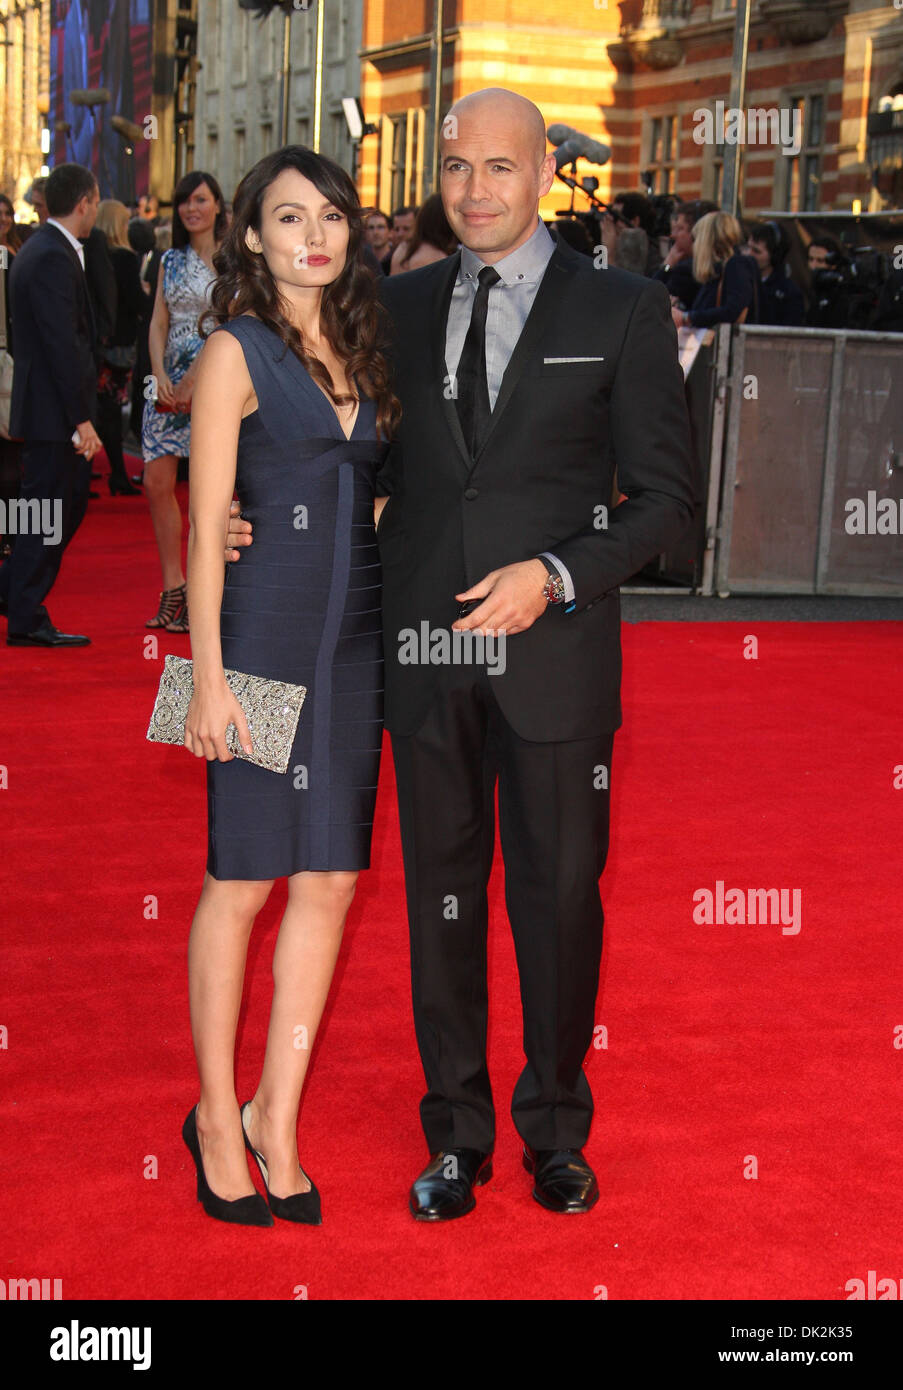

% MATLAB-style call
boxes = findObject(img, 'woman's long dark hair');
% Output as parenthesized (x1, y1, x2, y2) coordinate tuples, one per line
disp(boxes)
(201, 146, 400, 440)
(0, 194, 23, 251)
(171, 170, 228, 249)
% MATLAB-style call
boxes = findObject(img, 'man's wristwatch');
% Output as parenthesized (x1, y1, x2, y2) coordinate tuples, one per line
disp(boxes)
(541, 562, 566, 605)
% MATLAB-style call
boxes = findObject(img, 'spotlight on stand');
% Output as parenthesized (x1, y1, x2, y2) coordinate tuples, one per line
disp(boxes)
(342, 97, 378, 142)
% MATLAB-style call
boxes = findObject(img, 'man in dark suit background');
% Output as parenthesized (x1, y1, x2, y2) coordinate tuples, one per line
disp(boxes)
(227, 89, 695, 1219)
(0, 163, 102, 646)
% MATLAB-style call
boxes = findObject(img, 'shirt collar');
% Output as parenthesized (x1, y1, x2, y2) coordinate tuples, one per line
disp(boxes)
(459, 217, 555, 288)
(46, 218, 85, 263)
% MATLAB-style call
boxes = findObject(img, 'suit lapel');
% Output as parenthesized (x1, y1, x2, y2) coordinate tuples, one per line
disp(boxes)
(428, 250, 472, 476)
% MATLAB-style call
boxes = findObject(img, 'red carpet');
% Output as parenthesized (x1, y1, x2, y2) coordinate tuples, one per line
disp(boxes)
(2, 468, 901, 1300)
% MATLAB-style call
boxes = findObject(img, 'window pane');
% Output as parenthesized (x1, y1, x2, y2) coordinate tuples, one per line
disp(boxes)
(650, 117, 661, 164)
(786, 155, 799, 212)
(664, 115, 674, 161)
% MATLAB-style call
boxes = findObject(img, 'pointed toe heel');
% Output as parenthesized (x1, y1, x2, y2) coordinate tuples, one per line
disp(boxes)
(240, 1101, 322, 1225)
(182, 1106, 273, 1227)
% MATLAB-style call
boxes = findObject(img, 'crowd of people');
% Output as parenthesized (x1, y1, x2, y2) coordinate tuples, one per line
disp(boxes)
(2, 167, 901, 648)
(592, 191, 903, 335)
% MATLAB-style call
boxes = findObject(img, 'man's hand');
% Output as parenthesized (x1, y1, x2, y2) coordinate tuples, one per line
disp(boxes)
(73, 420, 102, 461)
(225, 498, 253, 563)
(453, 559, 549, 637)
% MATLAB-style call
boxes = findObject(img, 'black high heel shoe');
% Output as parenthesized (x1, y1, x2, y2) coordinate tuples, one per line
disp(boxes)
(240, 1101, 322, 1225)
(109, 475, 141, 496)
(182, 1106, 273, 1227)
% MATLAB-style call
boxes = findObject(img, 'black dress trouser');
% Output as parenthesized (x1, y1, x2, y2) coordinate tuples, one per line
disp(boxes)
(390, 658, 614, 1153)
(0, 440, 91, 634)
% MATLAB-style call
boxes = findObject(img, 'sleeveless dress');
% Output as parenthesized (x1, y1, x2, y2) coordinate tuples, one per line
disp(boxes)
(141, 245, 215, 462)
(205, 315, 388, 880)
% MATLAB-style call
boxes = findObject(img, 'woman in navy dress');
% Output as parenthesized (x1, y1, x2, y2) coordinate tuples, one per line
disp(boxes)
(181, 147, 399, 1226)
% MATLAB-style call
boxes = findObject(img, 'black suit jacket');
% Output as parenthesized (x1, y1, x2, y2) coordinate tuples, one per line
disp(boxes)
(81, 225, 117, 352)
(8, 222, 97, 442)
(376, 234, 695, 743)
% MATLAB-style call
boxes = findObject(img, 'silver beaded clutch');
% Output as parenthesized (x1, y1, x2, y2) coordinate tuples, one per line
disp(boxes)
(146, 654, 307, 775)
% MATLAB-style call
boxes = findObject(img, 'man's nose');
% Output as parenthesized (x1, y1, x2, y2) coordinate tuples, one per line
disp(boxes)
(466, 171, 490, 203)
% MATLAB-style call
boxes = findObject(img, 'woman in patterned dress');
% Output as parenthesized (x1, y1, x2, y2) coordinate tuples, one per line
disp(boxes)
(142, 171, 226, 632)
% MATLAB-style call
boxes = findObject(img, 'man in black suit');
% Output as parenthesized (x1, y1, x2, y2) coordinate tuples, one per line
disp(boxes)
(227, 89, 694, 1219)
(0, 163, 102, 646)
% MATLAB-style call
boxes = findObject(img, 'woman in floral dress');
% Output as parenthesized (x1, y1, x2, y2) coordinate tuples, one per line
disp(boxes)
(142, 170, 226, 632)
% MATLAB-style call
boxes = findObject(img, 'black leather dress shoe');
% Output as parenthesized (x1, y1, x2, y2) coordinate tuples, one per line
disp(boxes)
(7, 624, 91, 647)
(523, 1147, 599, 1213)
(409, 1148, 492, 1221)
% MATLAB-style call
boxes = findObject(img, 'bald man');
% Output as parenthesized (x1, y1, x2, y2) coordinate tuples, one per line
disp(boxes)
(227, 89, 694, 1220)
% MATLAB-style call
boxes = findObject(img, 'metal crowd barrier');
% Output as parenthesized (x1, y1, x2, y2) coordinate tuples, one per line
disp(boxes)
(635, 323, 903, 597)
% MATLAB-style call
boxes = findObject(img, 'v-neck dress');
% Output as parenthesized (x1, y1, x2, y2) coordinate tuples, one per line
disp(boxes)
(205, 314, 389, 879)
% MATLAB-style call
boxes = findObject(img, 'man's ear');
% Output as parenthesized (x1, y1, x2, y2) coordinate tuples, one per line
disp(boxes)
(245, 226, 262, 255)
(539, 151, 557, 199)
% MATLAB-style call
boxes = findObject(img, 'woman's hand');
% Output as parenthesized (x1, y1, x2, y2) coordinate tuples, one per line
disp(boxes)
(154, 370, 177, 409)
(184, 680, 253, 761)
(672, 306, 686, 330)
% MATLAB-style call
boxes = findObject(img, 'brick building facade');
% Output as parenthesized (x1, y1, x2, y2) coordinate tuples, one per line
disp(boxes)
(358, 0, 903, 216)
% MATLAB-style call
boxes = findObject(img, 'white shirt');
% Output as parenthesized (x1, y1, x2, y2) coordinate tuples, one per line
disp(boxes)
(46, 218, 86, 270)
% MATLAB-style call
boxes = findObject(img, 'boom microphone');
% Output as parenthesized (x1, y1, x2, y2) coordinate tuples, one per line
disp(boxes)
(69, 88, 111, 106)
(546, 123, 611, 167)
(111, 115, 145, 143)
(553, 140, 582, 172)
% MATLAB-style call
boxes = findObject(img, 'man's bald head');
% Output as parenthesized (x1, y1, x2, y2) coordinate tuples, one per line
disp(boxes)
(439, 87, 556, 263)
(443, 89, 548, 168)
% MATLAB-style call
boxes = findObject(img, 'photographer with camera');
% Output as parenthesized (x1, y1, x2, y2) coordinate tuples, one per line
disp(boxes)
(806, 237, 852, 329)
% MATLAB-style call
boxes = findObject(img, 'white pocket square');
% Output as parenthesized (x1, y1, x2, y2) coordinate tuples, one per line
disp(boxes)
(543, 355, 605, 364)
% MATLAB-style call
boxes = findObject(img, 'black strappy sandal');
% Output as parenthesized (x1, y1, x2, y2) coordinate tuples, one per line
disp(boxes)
(146, 583, 188, 632)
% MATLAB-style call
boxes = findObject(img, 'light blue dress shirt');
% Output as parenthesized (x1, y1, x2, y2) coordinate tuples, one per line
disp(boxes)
(444, 217, 576, 607)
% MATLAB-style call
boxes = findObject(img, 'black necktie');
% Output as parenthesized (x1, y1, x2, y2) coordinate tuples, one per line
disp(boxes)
(455, 265, 501, 457)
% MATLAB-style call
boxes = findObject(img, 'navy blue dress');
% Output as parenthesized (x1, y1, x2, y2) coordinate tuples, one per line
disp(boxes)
(206, 315, 387, 880)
